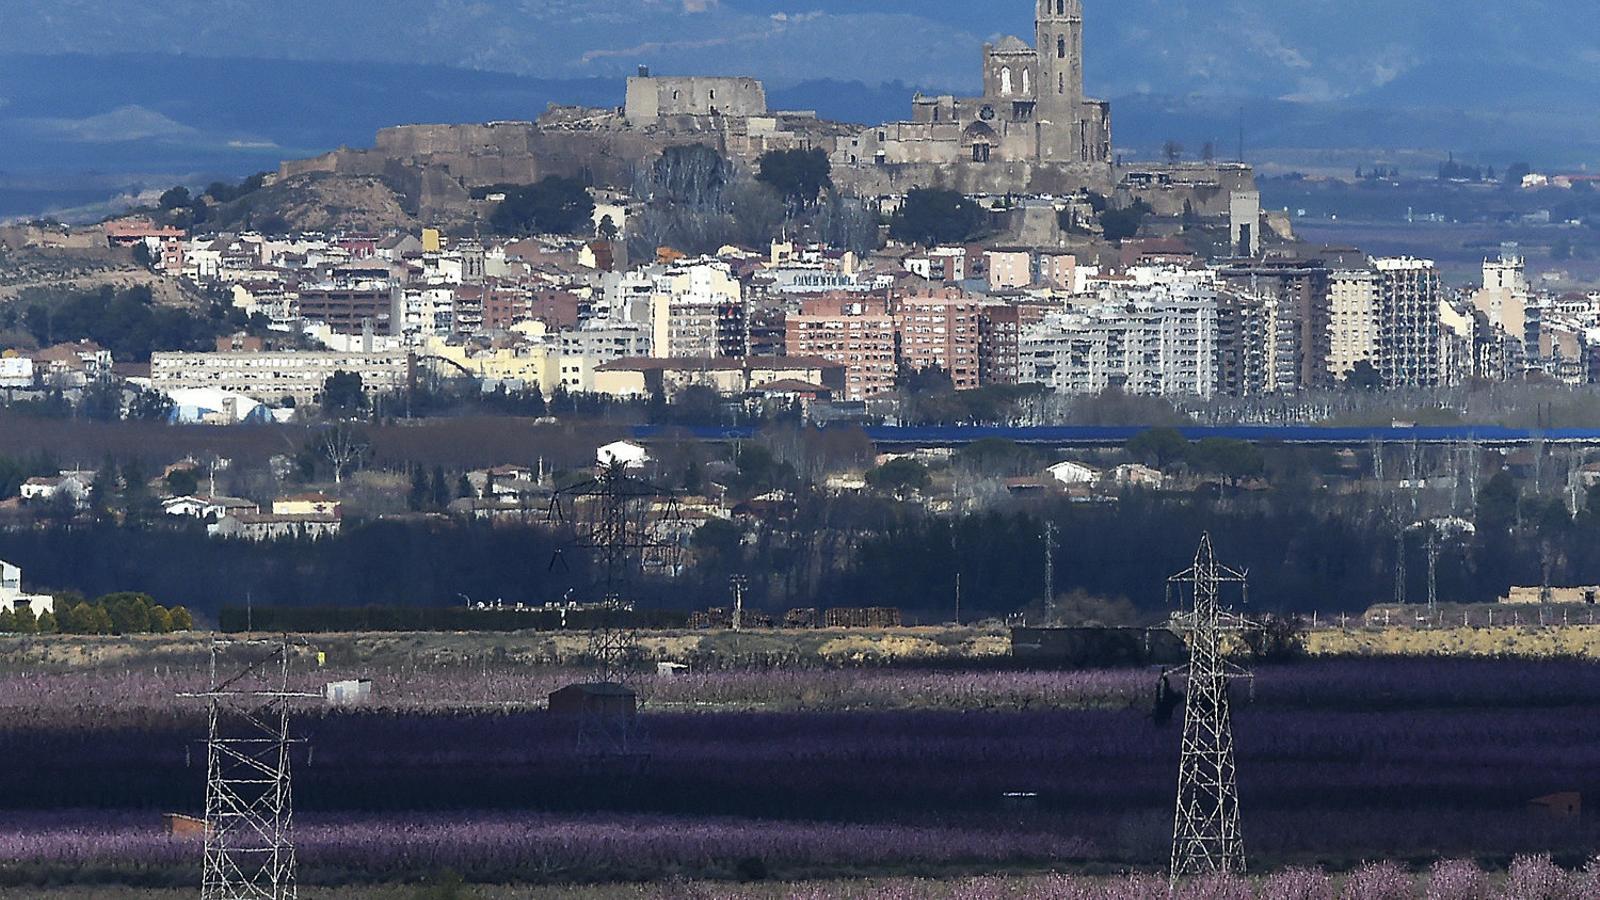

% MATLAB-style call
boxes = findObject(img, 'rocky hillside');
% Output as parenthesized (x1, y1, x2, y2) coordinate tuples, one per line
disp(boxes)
(217, 174, 421, 235)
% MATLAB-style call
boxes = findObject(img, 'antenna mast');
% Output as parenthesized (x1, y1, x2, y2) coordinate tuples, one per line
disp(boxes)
(1167, 534, 1254, 880)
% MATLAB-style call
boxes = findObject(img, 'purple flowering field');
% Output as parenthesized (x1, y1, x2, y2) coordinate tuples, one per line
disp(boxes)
(0, 657, 1596, 891)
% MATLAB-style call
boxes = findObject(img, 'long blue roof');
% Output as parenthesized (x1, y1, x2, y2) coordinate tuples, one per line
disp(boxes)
(632, 424, 1600, 446)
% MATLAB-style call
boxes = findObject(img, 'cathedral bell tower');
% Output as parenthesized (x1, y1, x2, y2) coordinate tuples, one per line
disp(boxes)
(1036, 0, 1084, 162)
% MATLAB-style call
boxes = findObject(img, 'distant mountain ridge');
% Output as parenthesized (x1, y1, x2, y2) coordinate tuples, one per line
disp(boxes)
(2, 0, 1593, 110)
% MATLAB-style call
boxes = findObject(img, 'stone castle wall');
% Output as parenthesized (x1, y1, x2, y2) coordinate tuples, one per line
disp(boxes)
(831, 159, 1118, 198)
(624, 76, 767, 121)
(1115, 164, 1257, 218)
(275, 119, 1253, 226)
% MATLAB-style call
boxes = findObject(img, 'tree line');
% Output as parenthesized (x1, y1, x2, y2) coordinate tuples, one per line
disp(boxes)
(1, 591, 192, 635)
(0, 285, 259, 363)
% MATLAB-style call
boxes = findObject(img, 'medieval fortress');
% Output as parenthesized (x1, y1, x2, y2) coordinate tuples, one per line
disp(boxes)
(280, 1, 1253, 223)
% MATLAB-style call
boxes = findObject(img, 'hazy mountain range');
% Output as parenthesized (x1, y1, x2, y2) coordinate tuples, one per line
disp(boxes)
(0, 0, 1595, 218)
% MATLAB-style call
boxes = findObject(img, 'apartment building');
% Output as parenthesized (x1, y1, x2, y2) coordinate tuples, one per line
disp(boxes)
(647, 260, 747, 359)
(1376, 257, 1443, 389)
(978, 302, 1051, 386)
(1327, 269, 1381, 382)
(1475, 247, 1530, 346)
(297, 279, 401, 336)
(1215, 291, 1277, 397)
(894, 291, 981, 391)
(785, 295, 897, 401)
(557, 324, 652, 363)
(1217, 258, 1332, 390)
(1020, 287, 1218, 398)
(986, 248, 1032, 291)
(150, 350, 410, 405)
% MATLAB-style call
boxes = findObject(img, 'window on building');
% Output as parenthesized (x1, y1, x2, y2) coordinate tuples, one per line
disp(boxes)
(1058, 36, 1066, 59)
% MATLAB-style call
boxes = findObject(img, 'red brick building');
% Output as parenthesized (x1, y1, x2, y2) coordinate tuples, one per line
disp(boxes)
(784, 294, 897, 401)
(893, 289, 981, 391)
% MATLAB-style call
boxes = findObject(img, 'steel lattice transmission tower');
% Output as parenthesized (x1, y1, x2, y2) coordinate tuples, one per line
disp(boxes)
(548, 458, 683, 684)
(181, 637, 319, 900)
(548, 459, 683, 761)
(1166, 534, 1255, 881)
(548, 459, 684, 602)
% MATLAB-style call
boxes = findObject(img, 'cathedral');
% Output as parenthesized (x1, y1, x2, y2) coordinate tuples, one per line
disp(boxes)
(845, 0, 1112, 169)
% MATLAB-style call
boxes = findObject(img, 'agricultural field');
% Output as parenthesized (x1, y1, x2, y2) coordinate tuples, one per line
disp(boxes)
(0, 643, 1598, 896)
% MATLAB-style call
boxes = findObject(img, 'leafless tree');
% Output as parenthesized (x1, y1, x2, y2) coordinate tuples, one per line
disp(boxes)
(815, 190, 882, 255)
(318, 423, 370, 487)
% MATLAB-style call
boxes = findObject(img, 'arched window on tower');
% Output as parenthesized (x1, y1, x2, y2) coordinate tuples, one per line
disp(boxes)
(1022, 68, 1031, 95)
(1057, 0, 1065, 14)
(1058, 36, 1066, 59)
(1001, 67, 1013, 96)
(1059, 73, 1065, 95)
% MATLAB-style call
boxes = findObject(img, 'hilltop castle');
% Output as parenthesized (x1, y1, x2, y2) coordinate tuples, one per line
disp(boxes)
(277, 1, 1252, 228)
(846, 0, 1112, 168)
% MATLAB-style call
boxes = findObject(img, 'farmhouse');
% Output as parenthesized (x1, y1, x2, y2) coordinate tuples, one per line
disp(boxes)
(597, 441, 651, 471)
(1045, 460, 1099, 486)
(20, 472, 92, 509)
(272, 494, 343, 517)
(0, 560, 54, 618)
(1502, 586, 1600, 605)
(163, 495, 261, 520)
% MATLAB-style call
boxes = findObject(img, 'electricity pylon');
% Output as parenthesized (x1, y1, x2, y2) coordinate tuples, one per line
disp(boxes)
(547, 459, 681, 762)
(181, 637, 319, 900)
(547, 459, 683, 601)
(1166, 534, 1254, 881)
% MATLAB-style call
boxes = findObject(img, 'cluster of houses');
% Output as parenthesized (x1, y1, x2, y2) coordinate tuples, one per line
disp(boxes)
(165, 492, 343, 541)
(11, 464, 342, 541)
(0, 342, 115, 391)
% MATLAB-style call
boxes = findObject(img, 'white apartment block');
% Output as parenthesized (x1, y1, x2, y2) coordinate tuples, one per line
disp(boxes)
(652, 299, 725, 359)
(1020, 287, 1218, 399)
(401, 287, 458, 341)
(1376, 257, 1443, 389)
(1327, 270, 1381, 381)
(151, 350, 410, 405)
(1475, 247, 1530, 359)
(647, 260, 744, 359)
